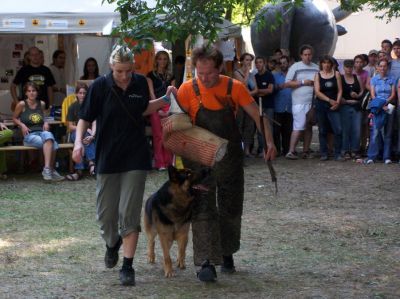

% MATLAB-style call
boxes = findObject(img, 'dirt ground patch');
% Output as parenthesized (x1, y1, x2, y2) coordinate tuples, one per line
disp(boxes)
(1, 157, 399, 298)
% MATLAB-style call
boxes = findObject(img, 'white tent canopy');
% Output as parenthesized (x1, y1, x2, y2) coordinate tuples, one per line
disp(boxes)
(0, 12, 120, 35)
(0, 0, 122, 35)
(0, 1, 125, 115)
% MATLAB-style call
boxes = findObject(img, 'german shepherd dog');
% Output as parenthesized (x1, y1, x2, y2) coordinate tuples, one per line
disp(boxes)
(144, 165, 208, 278)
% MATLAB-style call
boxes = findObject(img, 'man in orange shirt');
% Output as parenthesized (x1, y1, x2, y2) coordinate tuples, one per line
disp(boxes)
(177, 45, 276, 282)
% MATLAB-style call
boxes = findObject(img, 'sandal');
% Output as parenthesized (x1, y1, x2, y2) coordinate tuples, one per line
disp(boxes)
(66, 172, 81, 181)
(88, 162, 96, 176)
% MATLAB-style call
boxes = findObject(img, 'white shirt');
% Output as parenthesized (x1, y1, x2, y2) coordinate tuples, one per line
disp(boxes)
(285, 61, 319, 105)
(49, 64, 66, 106)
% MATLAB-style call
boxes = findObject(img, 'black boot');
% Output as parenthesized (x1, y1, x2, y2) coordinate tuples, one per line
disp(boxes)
(119, 267, 135, 286)
(104, 237, 122, 268)
(197, 259, 217, 282)
(221, 255, 236, 273)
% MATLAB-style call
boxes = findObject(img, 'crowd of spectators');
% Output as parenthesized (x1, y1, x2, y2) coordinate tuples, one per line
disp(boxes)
(240, 39, 400, 165)
(2, 38, 400, 181)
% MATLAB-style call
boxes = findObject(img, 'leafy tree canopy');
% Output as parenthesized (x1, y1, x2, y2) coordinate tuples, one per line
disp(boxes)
(103, 0, 399, 50)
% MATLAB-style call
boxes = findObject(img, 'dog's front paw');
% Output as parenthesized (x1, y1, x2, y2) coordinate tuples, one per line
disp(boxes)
(164, 268, 175, 278)
(176, 259, 186, 269)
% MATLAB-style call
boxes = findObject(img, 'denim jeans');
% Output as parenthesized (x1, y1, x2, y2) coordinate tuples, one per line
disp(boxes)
(316, 101, 342, 158)
(340, 105, 362, 153)
(70, 131, 96, 170)
(367, 112, 393, 161)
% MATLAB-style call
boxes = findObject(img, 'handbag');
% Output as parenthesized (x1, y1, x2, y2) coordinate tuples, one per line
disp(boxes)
(306, 91, 317, 126)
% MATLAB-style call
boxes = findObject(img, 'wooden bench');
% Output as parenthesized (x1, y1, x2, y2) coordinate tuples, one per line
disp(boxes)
(0, 143, 74, 151)
(0, 143, 74, 172)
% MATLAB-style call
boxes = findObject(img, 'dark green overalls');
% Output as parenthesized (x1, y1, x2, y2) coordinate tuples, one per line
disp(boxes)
(183, 78, 245, 266)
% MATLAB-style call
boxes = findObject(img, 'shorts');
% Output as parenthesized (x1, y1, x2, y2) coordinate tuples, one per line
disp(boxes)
(23, 131, 59, 150)
(292, 103, 312, 131)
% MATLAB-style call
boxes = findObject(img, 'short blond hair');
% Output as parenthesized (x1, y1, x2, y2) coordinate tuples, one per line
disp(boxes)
(109, 45, 134, 64)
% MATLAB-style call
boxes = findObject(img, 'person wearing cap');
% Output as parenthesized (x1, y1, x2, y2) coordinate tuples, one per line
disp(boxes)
(72, 45, 177, 286)
(364, 50, 378, 78)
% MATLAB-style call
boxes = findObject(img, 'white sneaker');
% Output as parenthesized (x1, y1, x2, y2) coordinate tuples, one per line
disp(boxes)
(364, 159, 374, 165)
(42, 167, 53, 181)
(384, 159, 392, 165)
(51, 169, 65, 181)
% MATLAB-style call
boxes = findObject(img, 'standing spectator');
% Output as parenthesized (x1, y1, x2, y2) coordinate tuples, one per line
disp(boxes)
(267, 56, 277, 72)
(80, 57, 100, 80)
(12, 82, 64, 181)
(72, 45, 175, 286)
(10, 46, 55, 110)
(176, 45, 276, 282)
(390, 40, 400, 160)
(146, 50, 175, 170)
(354, 55, 369, 86)
(365, 59, 396, 164)
(364, 50, 378, 78)
(381, 39, 393, 61)
(314, 55, 343, 161)
(49, 50, 67, 108)
(354, 54, 370, 156)
(389, 40, 400, 82)
(341, 60, 364, 159)
(273, 55, 293, 156)
(66, 83, 96, 181)
(284, 44, 319, 159)
(0, 120, 13, 179)
(378, 51, 388, 62)
(254, 56, 275, 156)
(234, 53, 258, 157)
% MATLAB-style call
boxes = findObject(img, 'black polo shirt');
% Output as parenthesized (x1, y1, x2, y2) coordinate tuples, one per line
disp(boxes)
(79, 72, 151, 174)
(255, 70, 275, 109)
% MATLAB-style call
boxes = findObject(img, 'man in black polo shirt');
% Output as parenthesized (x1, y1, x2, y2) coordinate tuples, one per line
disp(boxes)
(10, 46, 55, 110)
(254, 56, 275, 155)
(72, 45, 176, 286)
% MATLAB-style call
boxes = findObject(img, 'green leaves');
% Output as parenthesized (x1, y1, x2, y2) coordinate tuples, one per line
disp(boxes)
(103, 0, 400, 51)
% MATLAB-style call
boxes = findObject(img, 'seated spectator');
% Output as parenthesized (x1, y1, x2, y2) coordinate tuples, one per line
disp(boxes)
(0, 120, 13, 179)
(80, 57, 100, 80)
(66, 83, 96, 180)
(12, 82, 64, 181)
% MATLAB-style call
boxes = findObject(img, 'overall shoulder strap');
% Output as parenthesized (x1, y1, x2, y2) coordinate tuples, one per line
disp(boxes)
(226, 78, 233, 96)
(192, 78, 201, 96)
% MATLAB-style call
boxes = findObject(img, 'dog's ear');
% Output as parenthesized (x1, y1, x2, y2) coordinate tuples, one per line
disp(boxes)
(168, 165, 179, 183)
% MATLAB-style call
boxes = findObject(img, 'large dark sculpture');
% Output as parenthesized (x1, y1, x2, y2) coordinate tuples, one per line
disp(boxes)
(251, 0, 351, 61)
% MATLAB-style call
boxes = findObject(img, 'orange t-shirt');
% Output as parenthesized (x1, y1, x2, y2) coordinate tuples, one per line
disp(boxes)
(177, 75, 254, 122)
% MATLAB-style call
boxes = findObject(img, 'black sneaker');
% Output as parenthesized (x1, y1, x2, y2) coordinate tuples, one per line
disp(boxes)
(104, 237, 122, 269)
(221, 255, 236, 273)
(119, 267, 135, 286)
(197, 260, 217, 282)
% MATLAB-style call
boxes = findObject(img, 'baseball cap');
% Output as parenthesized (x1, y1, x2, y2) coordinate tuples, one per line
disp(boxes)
(368, 50, 378, 56)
